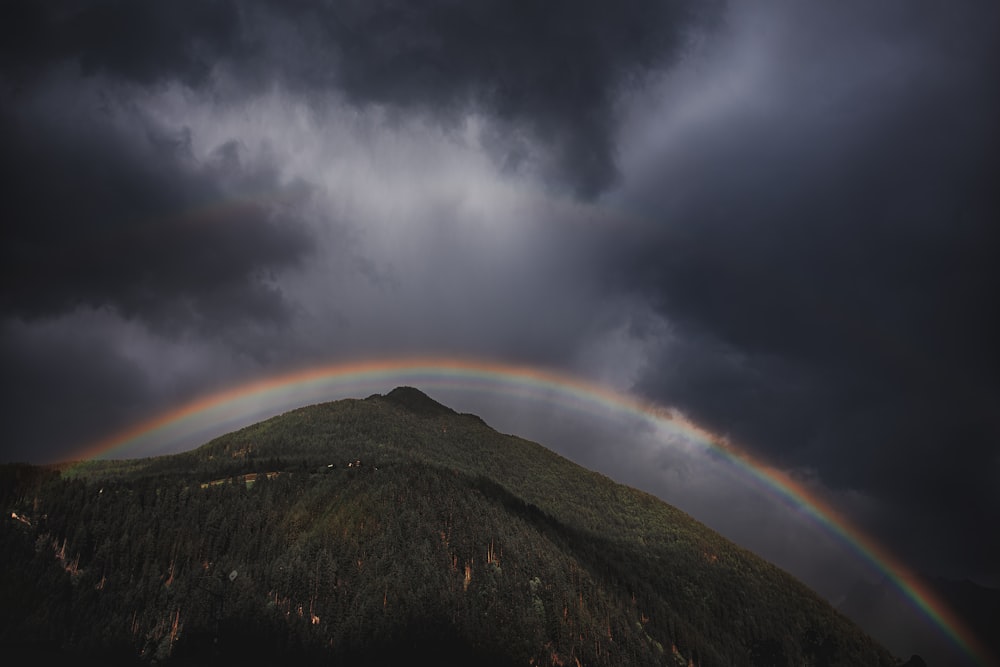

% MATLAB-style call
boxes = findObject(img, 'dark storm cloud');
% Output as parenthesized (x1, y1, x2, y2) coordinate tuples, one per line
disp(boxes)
(0, 86, 313, 331)
(0, 0, 245, 86)
(3, 0, 720, 196)
(612, 1, 1000, 576)
(268, 0, 720, 195)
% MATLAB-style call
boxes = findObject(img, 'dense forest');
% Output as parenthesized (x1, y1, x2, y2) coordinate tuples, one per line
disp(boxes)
(1, 387, 902, 666)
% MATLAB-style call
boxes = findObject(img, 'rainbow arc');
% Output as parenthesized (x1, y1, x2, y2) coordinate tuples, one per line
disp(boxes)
(71, 357, 993, 666)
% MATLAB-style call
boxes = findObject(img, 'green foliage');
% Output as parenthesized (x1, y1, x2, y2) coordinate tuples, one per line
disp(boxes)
(0, 390, 898, 666)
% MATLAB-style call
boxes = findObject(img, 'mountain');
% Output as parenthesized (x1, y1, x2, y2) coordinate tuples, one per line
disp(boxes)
(1, 387, 902, 666)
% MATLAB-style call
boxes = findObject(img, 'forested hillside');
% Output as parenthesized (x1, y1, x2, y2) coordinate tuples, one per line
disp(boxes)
(1, 388, 899, 666)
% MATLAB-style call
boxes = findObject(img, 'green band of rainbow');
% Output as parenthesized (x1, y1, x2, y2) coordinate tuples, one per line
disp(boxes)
(70, 357, 993, 666)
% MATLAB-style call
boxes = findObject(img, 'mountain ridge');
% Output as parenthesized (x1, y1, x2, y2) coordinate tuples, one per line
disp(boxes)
(1, 388, 902, 666)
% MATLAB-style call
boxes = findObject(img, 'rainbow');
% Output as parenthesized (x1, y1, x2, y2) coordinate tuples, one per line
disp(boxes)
(72, 357, 992, 666)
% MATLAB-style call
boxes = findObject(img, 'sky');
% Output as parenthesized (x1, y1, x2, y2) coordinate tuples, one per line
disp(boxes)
(2, 0, 998, 662)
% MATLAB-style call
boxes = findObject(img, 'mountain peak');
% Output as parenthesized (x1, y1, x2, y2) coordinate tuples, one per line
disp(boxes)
(383, 386, 456, 417)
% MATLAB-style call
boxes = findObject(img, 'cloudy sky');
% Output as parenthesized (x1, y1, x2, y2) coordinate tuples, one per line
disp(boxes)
(2, 0, 998, 661)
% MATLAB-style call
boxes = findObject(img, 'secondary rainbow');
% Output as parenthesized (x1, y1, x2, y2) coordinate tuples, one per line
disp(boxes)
(71, 357, 992, 666)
